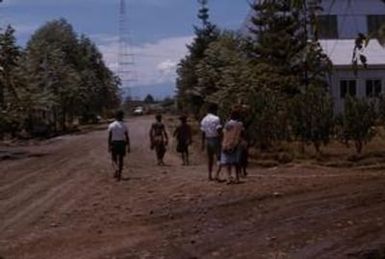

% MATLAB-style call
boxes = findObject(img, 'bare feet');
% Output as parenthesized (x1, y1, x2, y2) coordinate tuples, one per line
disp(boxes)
(214, 177, 225, 183)
(116, 171, 122, 181)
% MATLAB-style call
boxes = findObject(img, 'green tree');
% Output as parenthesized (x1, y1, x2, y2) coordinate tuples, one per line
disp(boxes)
(25, 19, 81, 131)
(77, 35, 120, 122)
(24, 19, 120, 131)
(291, 85, 334, 153)
(195, 32, 252, 113)
(0, 25, 23, 136)
(249, 0, 307, 96)
(289, 39, 333, 152)
(239, 0, 308, 148)
(248, 0, 333, 150)
(0, 25, 21, 108)
(337, 96, 377, 154)
(196, 32, 291, 148)
(176, 0, 219, 116)
(144, 94, 155, 104)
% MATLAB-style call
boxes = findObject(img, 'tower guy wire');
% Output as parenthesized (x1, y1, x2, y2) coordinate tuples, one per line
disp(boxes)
(118, 0, 136, 98)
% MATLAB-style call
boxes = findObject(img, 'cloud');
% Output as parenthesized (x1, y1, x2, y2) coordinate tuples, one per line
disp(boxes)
(157, 59, 177, 74)
(95, 34, 194, 88)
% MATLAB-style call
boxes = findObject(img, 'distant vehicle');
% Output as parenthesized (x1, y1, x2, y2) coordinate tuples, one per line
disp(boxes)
(133, 106, 144, 115)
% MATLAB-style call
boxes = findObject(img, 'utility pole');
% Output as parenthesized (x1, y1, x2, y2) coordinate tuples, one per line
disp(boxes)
(303, 0, 309, 89)
(0, 0, 4, 109)
(118, 0, 136, 99)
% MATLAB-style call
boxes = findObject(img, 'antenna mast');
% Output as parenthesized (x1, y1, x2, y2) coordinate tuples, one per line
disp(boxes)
(118, 0, 135, 98)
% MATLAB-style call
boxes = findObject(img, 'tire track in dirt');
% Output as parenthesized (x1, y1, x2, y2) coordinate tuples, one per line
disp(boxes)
(0, 133, 95, 195)
(1, 151, 103, 236)
(0, 131, 112, 239)
(133, 171, 385, 258)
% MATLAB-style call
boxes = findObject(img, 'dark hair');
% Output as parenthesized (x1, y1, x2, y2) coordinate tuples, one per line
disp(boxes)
(230, 109, 241, 121)
(115, 110, 124, 121)
(156, 114, 162, 121)
(179, 115, 187, 123)
(208, 103, 218, 114)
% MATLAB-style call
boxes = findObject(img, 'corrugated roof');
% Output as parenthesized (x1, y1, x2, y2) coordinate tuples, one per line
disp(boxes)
(319, 39, 385, 66)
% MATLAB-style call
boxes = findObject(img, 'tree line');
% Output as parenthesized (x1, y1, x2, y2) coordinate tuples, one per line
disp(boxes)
(176, 0, 385, 155)
(0, 19, 121, 138)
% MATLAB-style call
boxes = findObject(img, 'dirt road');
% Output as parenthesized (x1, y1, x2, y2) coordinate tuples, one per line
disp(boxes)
(1, 116, 385, 259)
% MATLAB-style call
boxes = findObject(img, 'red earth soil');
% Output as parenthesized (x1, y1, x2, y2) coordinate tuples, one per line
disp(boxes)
(0, 116, 384, 259)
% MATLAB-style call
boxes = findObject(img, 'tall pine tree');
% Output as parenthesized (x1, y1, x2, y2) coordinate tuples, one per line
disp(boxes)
(176, 0, 219, 116)
(249, 0, 307, 95)
(0, 25, 21, 108)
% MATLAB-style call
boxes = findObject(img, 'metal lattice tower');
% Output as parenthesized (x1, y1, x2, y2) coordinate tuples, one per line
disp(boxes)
(118, 0, 135, 98)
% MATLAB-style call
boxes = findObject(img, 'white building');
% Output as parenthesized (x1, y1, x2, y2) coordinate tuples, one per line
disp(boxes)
(320, 39, 385, 112)
(318, 0, 385, 112)
(244, 0, 385, 113)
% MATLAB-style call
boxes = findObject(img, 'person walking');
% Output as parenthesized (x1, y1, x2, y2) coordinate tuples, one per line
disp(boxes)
(108, 110, 130, 181)
(173, 115, 192, 165)
(200, 104, 222, 181)
(149, 114, 168, 165)
(221, 109, 243, 184)
(238, 106, 253, 177)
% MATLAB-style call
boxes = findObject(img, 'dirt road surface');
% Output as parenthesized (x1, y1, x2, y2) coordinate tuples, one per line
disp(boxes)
(1, 116, 385, 259)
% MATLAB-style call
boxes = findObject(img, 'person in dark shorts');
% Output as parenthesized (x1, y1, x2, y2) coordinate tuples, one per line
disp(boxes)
(173, 115, 192, 165)
(149, 114, 168, 165)
(200, 104, 222, 181)
(108, 110, 130, 181)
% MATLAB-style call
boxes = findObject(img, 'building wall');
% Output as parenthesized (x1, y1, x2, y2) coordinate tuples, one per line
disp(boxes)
(320, 0, 385, 39)
(330, 66, 385, 113)
(241, 0, 385, 114)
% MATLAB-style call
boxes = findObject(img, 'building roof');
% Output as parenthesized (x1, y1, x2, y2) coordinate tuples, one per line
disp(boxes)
(319, 39, 385, 66)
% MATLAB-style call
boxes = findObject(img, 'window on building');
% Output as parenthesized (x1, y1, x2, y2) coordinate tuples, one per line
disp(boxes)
(367, 15, 385, 37)
(317, 15, 338, 39)
(340, 80, 357, 98)
(366, 79, 382, 97)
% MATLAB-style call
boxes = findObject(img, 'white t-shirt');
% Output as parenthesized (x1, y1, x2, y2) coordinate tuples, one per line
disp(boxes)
(200, 113, 222, 138)
(108, 121, 128, 141)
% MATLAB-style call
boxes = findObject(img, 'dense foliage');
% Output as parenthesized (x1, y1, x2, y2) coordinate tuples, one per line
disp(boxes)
(175, 0, 385, 155)
(0, 19, 120, 137)
(176, 0, 219, 116)
(336, 96, 377, 154)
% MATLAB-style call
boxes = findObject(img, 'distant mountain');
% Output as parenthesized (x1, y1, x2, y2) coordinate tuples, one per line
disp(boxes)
(121, 82, 176, 101)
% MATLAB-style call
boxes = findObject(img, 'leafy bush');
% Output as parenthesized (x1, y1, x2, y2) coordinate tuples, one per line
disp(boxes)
(290, 86, 334, 153)
(337, 96, 377, 154)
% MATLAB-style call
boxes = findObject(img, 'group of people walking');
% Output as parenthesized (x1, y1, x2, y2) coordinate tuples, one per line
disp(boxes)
(148, 113, 193, 166)
(108, 104, 249, 184)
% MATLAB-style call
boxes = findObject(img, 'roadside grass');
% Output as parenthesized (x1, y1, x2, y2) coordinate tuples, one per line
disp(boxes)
(249, 128, 385, 169)
(167, 115, 385, 170)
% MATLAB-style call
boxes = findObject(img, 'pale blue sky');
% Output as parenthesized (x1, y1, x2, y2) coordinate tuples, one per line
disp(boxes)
(0, 0, 250, 98)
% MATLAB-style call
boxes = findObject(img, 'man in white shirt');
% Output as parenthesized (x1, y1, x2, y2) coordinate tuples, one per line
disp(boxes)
(108, 110, 130, 181)
(200, 104, 222, 181)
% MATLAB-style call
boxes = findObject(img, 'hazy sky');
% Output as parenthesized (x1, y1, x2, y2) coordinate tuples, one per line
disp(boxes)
(0, 0, 250, 98)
